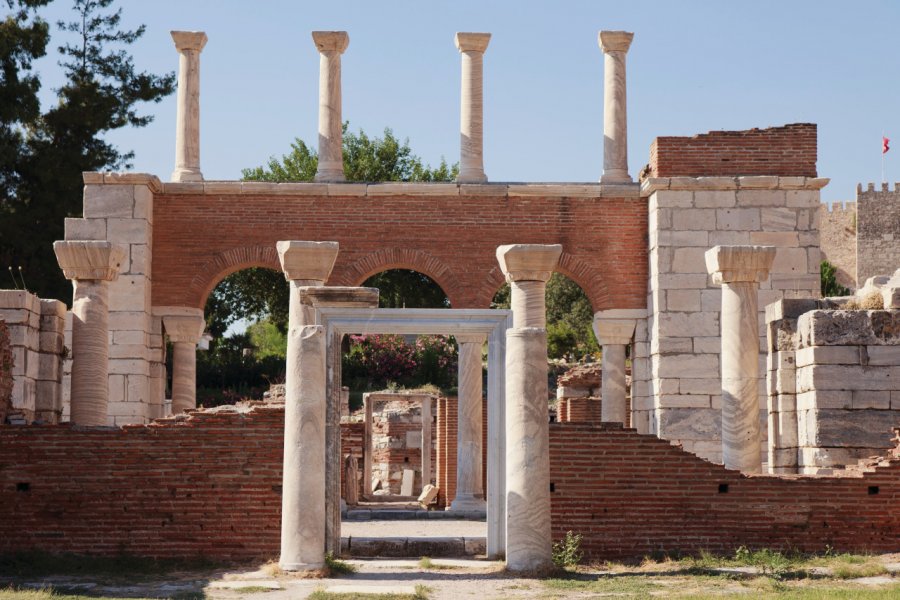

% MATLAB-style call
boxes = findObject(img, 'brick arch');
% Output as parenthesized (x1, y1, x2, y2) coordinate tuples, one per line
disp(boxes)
(334, 248, 461, 307)
(188, 245, 281, 309)
(475, 252, 610, 313)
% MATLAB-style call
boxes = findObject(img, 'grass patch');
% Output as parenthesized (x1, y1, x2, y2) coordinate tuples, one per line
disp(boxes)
(416, 557, 457, 571)
(307, 583, 429, 600)
(0, 588, 165, 600)
(230, 586, 275, 594)
(324, 553, 357, 576)
(0, 551, 220, 580)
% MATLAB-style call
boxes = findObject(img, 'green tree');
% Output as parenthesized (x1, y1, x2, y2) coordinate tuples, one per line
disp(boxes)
(821, 260, 851, 297)
(206, 126, 457, 335)
(1, 0, 174, 301)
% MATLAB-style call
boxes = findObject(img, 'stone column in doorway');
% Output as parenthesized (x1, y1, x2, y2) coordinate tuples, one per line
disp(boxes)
(297, 285, 379, 556)
(455, 32, 491, 183)
(598, 30, 633, 184)
(170, 31, 207, 182)
(53, 241, 125, 426)
(450, 333, 486, 511)
(276, 240, 339, 571)
(158, 308, 205, 415)
(312, 31, 349, 182)
(705, 245, 776, 474)
(592, 309, 642, 424)
(496, 243, 561, 573)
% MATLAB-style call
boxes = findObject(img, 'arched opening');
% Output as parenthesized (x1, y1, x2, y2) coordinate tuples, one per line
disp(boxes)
(195, 266, 287, 407)
(362, 268, 451, 308)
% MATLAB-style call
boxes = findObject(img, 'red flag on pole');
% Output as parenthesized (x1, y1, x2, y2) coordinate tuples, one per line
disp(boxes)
(884, 136, 891, 154)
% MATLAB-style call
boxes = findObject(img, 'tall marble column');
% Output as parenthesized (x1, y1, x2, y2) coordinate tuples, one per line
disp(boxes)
(276, 240, 339, 571)
(496, 243, 561, 573)
(598, 30, 633, 184)
(53, 241, 124, 426)
(705, 245, 776, 474)
(450, 333, 486, 511)
(455, 32, 491, 183)
(170, 31, 208, 182)
(592, 310, 641, 424)
(312, 31, 349, 182)
(159, 308, 205, 415)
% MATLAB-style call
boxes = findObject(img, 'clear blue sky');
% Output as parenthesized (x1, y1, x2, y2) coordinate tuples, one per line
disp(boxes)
(30, 0, 900, 203)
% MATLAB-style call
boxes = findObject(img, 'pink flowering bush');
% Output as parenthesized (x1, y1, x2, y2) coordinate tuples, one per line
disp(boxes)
(343, 333, 459, 390)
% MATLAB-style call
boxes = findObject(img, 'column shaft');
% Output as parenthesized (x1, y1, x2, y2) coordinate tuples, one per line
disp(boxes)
(451, 337, 485, 511)
(455, 32, 490, 183)
(505, 327, 552, 573)
(170, 341, 197, 414)
(171, 31, 207, 182)
(70, 280, 110, 426)
(279, 325, 327, 571)
(510, 281, 546, 328)
(600, 344, 627, 423)
(721, 281, 762, 473)
(598, 31, 633, 184)
(312, 32, 349, 182)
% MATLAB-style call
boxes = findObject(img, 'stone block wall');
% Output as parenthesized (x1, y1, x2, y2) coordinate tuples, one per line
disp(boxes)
(767, 299, 900, 474)
(341, 421, 365, 503)
(0, 291, 66, 424)
(818, 201, 857, 290)
(649, 123, 817, 178)
(857, 183, 900, 285)
(0, 321, 12, 423)
(64, 173, 162, 425)
(369, 398, 425, 495)
(637, 175, 826, 463)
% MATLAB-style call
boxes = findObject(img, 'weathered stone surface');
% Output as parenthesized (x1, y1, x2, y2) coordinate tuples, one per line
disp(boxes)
(805, 408, 900, 448)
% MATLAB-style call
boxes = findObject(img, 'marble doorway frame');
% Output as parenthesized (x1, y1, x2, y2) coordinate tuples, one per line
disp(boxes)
(317, 307, 513, 559)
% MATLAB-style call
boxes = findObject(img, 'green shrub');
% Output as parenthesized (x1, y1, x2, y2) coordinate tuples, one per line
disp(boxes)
(552, 530, 584, 569)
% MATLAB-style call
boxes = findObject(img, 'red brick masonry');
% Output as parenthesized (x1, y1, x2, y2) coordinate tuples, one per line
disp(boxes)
(650, 123, 817, 178)
(2, 410, 897, 561)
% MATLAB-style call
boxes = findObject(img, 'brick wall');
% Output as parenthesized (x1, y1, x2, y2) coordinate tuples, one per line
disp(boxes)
(4, 410, 900, 561)
(650, 124, 817, 178)
(434, 396, 487, 508)
(856, 183, 900, 284)
(0, 321, 11, 423)
(550, 422, 900, 561)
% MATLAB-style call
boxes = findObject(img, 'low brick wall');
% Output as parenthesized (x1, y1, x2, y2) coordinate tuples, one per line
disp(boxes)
(0, 321, 12, 423)
(550, 422, 900, 561)
(3, 408, 900, 561)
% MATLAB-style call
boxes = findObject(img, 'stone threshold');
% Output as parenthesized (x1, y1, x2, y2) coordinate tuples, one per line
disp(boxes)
(344, 508, 486, 521)
(341, 536, 486, 557)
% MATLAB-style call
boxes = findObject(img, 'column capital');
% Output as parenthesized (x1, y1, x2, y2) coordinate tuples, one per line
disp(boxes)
(598, 30, 633, 54)
(312, 31, 349, 54)
(496, 244, 562, 283)
(455, 333, 487, 345)
(455, 32, 491, 53)
(705, 245, 776, 285)
(171, 30, 208, 53)
(277, 241, 339, 283)
(298, 286, 379, 308)
(155, 307, 206, 344)
(53, 241, 125, 282)
(592, 316, 636, 346)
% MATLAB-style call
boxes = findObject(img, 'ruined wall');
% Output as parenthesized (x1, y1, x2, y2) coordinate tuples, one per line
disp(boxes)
(341, 421, 364, 502)
(0, 291, 66, 424)
(767, 299, 900, 474)
(434, 396, 486, 509)
(369, 399, 425, 495)
(857, 183, 900, 284)
(818, 202, 857, 290)
(550, 422, 900, 561)
(4, 410, 900, 561)
(0, 321, 11, 423)
(649, 123, 817, 178)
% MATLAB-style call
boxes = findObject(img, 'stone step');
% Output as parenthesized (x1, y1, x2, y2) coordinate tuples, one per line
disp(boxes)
(341, 536, 486, 557)
(344, 508, 486, 521)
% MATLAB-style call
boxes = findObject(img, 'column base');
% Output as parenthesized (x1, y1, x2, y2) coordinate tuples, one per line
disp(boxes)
(171, 168, 204, 182)
(449, 494, 486, 512)
(314, 169, 346, 182)
(278, 561, 325, 572)
(457, 170, 488, 184)
(600, 171, 633, 184)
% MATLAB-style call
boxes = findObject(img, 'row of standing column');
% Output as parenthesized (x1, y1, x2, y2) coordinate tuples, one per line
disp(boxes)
(167, 29, 636, 184)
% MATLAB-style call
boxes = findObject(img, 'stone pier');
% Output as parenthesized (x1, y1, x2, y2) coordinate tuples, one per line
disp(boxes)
(496, 243, 560, 573)
(455, 32, 491, 183)
(53, 241, 124, 426)
(705, 245, 776, 473)
(312, 31, 349, 182)
(170, 31, 207, 182)
(276, 240, 339, 571)
(593, 309, 642, 424)
(598, 30, 633, 184)
(157, 308, 205, 415)
(450, 333, 486, 511)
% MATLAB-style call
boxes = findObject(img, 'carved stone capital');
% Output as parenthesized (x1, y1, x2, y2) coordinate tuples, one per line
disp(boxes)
(455, 333, 487, 345)
(53, 240, 125, 282)
(312, 31, 349, 54)
(276, 241, 339, 282)
(592, 316, 637, 346)
(298, 286, 379, 308)
(705, 245, 777, 284)
(496, 244, 562, 283)
(598, 30, 633, 54)
(171, 31, 208, 53)
(157, 307, 206, 344)
(455, 32, 491, 53)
